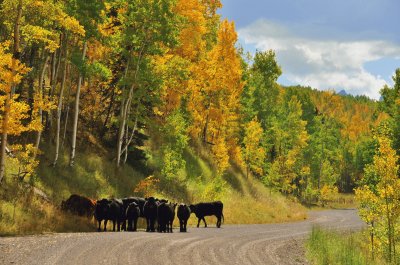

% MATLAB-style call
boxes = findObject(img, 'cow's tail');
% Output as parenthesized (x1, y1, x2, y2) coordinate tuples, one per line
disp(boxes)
(222, 213, 224, 224)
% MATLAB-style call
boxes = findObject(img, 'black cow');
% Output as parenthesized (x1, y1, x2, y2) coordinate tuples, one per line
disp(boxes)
(122, 197, 146, 216)
(120, 197, 147, 230)
(158, 202, 177, 233)
(134, 197, 146, 217)
(177, 204, 191, 232)
(110, 199, 125, 231)
(143, 197, 158, 232)
(126, 202, 140, 231)
(94, 199, 111, 232)
(61, 194, 96, 217)
(94, 198, 124, 232)
(189, 201, 224, 228)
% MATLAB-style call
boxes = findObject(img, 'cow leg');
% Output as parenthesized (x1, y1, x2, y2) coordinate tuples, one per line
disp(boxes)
(169, 221, 173, 233)
(121, 220, 126, 231)
(202, 217, 207, 228)
(104, 220, 108, 232)
(184, 220, 187, 232)
(197, 218, 201, 228)
(146, 218, 150, 232)
(97, 221, 101, 232)
(179, 220, 183, 232)
(112, 220, 116, 232)
(133, 218, 137, 232)
(117, 221, 121, 232)
(127, 219, 131, 231)
(217, 215, 221, 228)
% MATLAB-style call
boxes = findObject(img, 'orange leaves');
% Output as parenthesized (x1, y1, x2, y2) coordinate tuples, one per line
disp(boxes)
(158, 1, 243, 176)
(153, 54, 190, 115)
(174, 0, 207, 60)
(200, 0, 222, 18)
(0, 43, 36, 136)
(134, 176, 160, 197)
(187, 20, 243, 174)
(0, 43, 30, 94)
(311, 90, 386, 141)
(0, 95, 30, 136)
(188, 19, 242, 134)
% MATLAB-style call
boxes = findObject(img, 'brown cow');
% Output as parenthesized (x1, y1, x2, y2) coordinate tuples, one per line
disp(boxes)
(61, 194, 96, 217)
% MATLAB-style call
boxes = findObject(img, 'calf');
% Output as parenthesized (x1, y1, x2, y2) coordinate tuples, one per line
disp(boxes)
(122, 197, 145, 216)
(126, 202, 140, 231)
(177, 204, 191, 232)
(120, 197, 147, 230)
(189, 201, 224, 228)
(61, 194, 95, 217)
(158, 202, 177, 233)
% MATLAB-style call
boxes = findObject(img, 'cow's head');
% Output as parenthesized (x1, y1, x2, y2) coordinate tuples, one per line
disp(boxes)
(189, 204, 196, 214)
(94, 199, 110, 219)
(177, 204, 185, 212)
(159, 199, 168, 204)
(146, 197, 156, 203)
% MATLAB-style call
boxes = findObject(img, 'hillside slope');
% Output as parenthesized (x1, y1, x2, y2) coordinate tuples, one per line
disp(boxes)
(0, 136, 306, 235)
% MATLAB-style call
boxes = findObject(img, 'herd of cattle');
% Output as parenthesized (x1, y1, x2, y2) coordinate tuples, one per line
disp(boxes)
(61, 194, 224, 233)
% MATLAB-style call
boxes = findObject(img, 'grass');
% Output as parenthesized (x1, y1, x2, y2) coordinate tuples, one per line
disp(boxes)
(320, 193, 358, 209)
(0, 195, 96, 236)
(304, 193, 358, 215)
(306, 227, 381, 265)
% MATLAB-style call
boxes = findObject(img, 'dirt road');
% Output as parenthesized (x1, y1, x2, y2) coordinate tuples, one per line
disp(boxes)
(0, 209, 364, 265)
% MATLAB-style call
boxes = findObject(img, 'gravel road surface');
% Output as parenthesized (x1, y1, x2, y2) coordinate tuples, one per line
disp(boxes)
(0, 209, 364, 265)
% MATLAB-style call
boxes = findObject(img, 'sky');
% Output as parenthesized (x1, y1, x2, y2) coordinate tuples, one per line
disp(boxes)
(219, 0, 400, 99)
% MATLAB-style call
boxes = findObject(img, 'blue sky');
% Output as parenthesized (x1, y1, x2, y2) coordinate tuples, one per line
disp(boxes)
(219, 0, 400, 99)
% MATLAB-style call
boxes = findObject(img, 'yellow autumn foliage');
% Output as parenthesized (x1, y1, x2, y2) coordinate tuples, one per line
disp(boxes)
(243, 117, 265, 176)
(356, 136, 400, 261)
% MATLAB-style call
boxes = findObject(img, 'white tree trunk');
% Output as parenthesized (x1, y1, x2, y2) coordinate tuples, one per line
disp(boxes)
(69, 41, 87, 166)
(53, 42, 68, 166)
(34, 55, 50, 156)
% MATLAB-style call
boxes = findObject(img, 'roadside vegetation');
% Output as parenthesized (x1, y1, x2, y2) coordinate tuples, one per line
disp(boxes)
(306, 227, 379, 265)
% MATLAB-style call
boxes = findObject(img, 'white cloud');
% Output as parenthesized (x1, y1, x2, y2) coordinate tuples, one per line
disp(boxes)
(238, 19, 400, 99)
